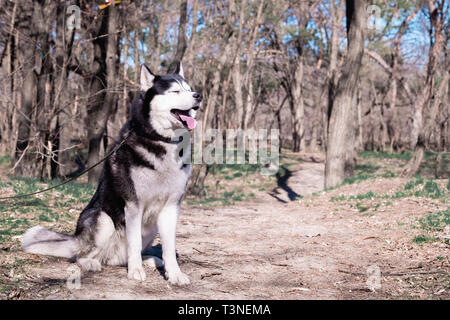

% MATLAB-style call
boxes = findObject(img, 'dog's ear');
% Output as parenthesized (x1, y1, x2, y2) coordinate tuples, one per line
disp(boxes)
(174, 62, 184, 78)
(140, 64, 155, 91)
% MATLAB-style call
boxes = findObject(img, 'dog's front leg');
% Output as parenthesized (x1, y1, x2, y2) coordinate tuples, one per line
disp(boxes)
(157, 204, 190, 285)
(125, 202, 146, 281)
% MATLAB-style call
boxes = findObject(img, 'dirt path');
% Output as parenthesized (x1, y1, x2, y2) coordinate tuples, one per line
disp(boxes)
(13, 159, 447, 300)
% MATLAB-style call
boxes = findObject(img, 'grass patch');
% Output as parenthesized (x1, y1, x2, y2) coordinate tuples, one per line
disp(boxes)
(335, 178, 448, 202)
(330, 195, 346, 202)
(404, 178, 446, 199)
(354, 191, 376, 200)
(418, 208, 450, 232)
(354, 163, 380, 174)
(413, 235, 437, 244)
(341, 173, 374, 185)
(413, 208, 449, 244)
(381, 170, 396, 178)
(405, 177, 424, 190)
(355, 202, 369, 212)
(358, 150, 412, 161)
(0, 155, 11, 166)
(4, 176, 95, 202)
(331, 191, 377, 202)
(0, 176, 95, 243)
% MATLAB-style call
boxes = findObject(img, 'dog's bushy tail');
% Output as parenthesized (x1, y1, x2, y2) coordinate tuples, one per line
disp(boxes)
(22, 226, 77, 259)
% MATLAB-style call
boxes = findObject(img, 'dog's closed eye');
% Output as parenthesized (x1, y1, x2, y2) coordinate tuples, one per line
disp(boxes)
(171, 90, 180, 94)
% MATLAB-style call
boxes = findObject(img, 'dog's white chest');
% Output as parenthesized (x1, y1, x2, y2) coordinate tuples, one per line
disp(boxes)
(130, 143, 190, 211)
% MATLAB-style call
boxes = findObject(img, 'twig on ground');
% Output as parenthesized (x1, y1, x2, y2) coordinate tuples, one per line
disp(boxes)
(200, 272, 222, 279)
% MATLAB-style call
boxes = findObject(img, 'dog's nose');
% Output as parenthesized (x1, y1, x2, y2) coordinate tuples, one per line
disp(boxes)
(193, 92, 202, 101)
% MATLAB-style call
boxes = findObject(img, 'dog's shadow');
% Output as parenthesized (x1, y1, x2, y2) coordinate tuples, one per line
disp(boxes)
(143, 244, 180, 278)
(269, 165, 301, 203)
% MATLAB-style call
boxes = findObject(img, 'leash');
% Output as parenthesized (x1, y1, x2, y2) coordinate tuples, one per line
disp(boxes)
(0, 131, 130, 201)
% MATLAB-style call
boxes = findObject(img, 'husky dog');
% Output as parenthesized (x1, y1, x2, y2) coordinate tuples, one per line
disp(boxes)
(22, 63, 201, 285)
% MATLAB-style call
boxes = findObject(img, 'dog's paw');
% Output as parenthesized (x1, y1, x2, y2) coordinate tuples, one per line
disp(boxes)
(128, 266, 147, 281)
(166, 271, 190, 286)
(77, 258, 102, 272)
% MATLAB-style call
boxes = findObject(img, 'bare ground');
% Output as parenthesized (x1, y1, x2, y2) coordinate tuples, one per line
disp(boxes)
(0, 153, 449, 299)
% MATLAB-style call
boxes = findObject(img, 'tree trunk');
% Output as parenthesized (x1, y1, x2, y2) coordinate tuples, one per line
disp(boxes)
(86, 5, 119, 184)
(322, 0, 345, 149)
(401, 1, 445, 177)
(325, 0, 366, 189)
(188, 1, 236, 195)
(151, 0, 168, 71)
(168, 0, 188, 73)
(184, 0, 199, 80)
(13, 0, 54, 177)
(290, 55, 305, 152)
(0, 0, 17, 155)
(54, 1, 76, 177)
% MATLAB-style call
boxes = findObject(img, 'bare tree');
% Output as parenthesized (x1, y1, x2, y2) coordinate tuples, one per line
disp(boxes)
(168, 0, 188, 73)
(401, 0, 447, 177)
(85, 5, 120, 184)
(325, 0, 366, 188)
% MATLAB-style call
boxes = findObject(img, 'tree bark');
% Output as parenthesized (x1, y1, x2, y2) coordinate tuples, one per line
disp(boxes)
(324, 0, 366, 189)
(290, 55, 305, 152)
(168, 0, 188, 73)
(86, 5, 119, 184)
(0, 0, 17, 154)
(401, 1, 445, 177)
(54, 1, 76, 177)
(151, 0, 169, 71)
(13, 0, 55, 177)
(322, 0, 345, 149)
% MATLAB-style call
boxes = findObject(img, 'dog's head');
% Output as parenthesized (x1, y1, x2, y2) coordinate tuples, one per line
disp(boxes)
(137, 63, 202, 139)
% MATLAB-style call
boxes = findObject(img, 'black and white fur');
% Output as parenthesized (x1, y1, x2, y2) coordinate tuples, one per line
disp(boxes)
(22, 63, 201, 285)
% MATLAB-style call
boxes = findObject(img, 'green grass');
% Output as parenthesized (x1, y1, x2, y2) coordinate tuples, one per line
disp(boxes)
(413, 235, 437, 244)
(419, 151, 450, 177)
(418, 208, 450, 232)
(331, 191, 376, 202)
(326, 153, 400, 189)
(324, 150, 449, 190)
(354, 163, 380, 174)
(333, 177, 448, 202)
(412, 208, 450, 245)
(348, 201, 383, 213)
(2, 176, 95, 201)
(330, 195, 347, 202)
(342, 173, 374, 185)
(0, 155, 11, 166)
(404, 178, 446, 199)
(358, 150, 412, 161)
(405, 177, 424, 190)
(0, 176, 95, 243)
(330, 177, 448, 218)
(355, 202, 369, 212)
(381, 170, 396, 178)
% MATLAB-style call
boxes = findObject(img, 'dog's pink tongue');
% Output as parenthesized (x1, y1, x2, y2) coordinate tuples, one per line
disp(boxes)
(179, 114, 197, 130)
